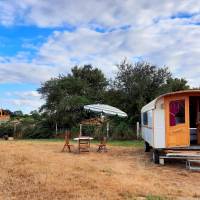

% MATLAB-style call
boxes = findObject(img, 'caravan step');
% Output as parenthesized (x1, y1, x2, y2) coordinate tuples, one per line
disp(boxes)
(186, 160, 200, 171)
(159, 154, 200, 166)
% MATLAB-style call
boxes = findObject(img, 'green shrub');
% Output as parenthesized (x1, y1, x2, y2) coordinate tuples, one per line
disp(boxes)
(109, 121, 136, 140)
(0, 122, 14, 137)
(0, 116, 137, 140)
(69, 120, 136, 140)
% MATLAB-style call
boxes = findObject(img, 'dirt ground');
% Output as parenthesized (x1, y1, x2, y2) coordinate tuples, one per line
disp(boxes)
(0, 140, 200, 200)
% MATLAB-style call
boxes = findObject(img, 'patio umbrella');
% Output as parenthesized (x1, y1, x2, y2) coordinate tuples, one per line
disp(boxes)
(82, 104, 128, 137)
(84, 104, 128, 118)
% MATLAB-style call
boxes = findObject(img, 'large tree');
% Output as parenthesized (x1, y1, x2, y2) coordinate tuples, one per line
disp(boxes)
(38, 65, 108, 129)
(160, 77, 189, 93)
(107, 60, 189, 124)
(38, 60, 190, 134)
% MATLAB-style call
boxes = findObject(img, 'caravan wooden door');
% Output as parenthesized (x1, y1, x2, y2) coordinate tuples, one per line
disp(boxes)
(165, 95, 190, 147)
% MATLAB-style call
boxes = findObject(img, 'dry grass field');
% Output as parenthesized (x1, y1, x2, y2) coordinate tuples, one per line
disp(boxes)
(0, 140, 200, 200)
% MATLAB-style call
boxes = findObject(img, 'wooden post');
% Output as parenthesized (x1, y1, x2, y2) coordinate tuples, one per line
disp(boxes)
(136, 122, 140, 139)
(55, 122, 58, 135)
(197, 99, 200, 144)
(197, 98, 200, 122)
(13, 123, 16, 138)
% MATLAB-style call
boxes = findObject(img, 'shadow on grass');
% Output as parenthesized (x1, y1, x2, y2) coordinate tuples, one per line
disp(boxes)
(18, 138, 144, 147)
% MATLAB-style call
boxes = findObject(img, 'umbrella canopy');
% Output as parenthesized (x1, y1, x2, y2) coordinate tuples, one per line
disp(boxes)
(84, 104, 128, 118)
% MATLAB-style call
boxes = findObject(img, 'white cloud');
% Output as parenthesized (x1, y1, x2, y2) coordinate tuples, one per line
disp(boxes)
(2, 90, 44, 113)
(0, 54, 67, 84)
(1, 0, 200, 28)
(9, 90, 41, 98)
(10, 98, 42, 108)
(0, 0, 200, 88)
(31, 22, 200, 86)
(0, 1, 16, 26)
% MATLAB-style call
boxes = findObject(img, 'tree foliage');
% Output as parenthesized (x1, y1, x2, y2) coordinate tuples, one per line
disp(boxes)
(0, 60, 191, 139)
(38, 65, 108, 129)
(107, 60, 189, 124)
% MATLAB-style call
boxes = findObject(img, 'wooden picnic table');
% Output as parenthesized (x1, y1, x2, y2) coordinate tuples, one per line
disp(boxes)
(73, 137, 94, 153)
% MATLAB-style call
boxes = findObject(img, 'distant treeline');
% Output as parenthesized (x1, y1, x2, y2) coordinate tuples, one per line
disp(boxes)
(1, 59, 195, 139)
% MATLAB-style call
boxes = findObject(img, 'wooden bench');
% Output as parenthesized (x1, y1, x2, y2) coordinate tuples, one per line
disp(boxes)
(78, 139, 90, 153)
(61, 131, 74, 152)
(97, 137, 107, 152)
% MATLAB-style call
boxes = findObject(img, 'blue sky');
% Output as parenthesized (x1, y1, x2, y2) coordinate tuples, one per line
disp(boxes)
(0, 0, 200, 113)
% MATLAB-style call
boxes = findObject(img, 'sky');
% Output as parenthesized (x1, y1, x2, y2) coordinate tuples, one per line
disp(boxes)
(0, 0, 200, 113)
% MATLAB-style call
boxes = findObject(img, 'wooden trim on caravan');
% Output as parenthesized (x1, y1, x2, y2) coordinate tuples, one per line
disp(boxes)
(164, 94, 190, 148)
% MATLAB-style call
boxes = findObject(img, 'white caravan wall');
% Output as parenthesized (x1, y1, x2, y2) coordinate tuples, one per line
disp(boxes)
(142, 127, 154, 146)
(154, 98, 166, 148)
(142, 110, 154, 147)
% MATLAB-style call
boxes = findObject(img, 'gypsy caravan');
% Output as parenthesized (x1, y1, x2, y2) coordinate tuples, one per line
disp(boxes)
(141, 90, 200, 164)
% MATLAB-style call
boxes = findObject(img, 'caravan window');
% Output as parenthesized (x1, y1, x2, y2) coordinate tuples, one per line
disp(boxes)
(142, 111, 153, 127)
(147, 110, 153, 128)
(143, 112, 148, 125)
(169, 100, 185, 126)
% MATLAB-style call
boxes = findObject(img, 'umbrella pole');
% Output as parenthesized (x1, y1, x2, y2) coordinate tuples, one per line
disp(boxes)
(106, 122, 109, 138)
(80, 124, 82, 137)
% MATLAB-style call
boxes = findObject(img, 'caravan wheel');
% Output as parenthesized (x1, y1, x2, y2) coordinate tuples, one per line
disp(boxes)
(144, 142, 151, 152)
(152, 150, 160, 164)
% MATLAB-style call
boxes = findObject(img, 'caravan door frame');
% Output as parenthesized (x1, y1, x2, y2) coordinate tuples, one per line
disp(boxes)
(164, 95, 190, 148)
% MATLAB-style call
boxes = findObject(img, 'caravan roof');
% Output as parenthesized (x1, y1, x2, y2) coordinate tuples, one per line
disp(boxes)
(141, 90, 200, 113)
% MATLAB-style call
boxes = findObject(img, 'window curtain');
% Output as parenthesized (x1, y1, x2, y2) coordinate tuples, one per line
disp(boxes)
(170, 101, 180, 126)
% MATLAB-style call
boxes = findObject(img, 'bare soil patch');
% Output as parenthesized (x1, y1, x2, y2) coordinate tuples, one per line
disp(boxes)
(0, 140, 199, 200)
